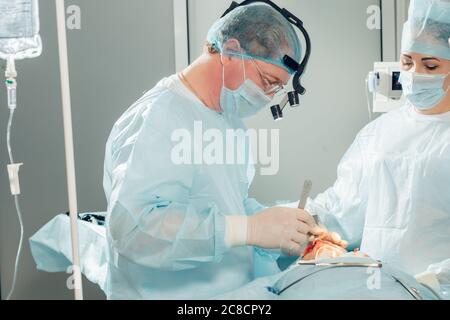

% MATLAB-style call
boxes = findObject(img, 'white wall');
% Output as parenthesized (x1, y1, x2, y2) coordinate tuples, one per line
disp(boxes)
(187, 0, 382, 203)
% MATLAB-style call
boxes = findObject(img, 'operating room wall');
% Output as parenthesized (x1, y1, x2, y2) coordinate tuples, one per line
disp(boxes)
(0, 0, 175, 299)
(188, 0, 382, 204)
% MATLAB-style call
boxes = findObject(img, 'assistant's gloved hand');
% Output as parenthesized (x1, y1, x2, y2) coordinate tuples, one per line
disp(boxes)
(415, 271, 441, 293)
(247, 207, 321, 256)
(312, 225, 349, 249)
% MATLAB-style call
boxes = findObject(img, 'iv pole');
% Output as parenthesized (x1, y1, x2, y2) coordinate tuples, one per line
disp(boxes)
(55, 0, 83, 300)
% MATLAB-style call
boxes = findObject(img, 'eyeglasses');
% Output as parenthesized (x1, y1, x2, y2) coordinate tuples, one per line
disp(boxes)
(251, 59, 285, 96)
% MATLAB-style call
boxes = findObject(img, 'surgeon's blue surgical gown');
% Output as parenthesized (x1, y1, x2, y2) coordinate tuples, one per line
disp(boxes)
(305, 104, 450, 287)
(103, 75, 267, 299)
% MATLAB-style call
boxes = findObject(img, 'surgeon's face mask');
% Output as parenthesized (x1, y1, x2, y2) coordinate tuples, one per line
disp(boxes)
(220, 56, 272, 119)
(399, 71, 450, 111)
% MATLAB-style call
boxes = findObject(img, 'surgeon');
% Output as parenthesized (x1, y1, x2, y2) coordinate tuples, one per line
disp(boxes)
(302, 0, 450, 293)
(102, 3, 332, 300)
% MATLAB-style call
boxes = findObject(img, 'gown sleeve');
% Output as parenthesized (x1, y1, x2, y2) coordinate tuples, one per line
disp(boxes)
(105, 96, 229, 271)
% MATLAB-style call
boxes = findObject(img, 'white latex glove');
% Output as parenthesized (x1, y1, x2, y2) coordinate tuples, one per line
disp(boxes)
(247, 207, 320, 256)
(313, 225, 349, 249)
(415, 271, 441, 292)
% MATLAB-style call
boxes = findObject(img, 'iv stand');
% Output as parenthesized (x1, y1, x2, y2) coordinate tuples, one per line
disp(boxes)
(55, 0, 83, 300)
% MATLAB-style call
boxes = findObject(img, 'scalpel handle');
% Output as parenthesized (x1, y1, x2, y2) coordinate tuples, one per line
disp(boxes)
(298, 180, 312, 210)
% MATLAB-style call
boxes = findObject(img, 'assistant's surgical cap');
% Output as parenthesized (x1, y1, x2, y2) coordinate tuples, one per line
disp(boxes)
(206, 3, 302, 74)
(401, 0, 450, 60)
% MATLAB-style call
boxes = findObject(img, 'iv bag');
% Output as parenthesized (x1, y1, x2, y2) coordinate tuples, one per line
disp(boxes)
(0, 0, 42, 60)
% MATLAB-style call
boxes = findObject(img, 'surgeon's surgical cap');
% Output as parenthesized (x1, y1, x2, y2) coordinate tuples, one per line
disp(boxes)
(206, 3, 302, 74)
(401, 0, 450, 60)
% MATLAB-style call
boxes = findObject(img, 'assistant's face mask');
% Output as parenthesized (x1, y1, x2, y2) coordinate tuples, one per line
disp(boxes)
(220, 56, 271, 119)
(399, 71, 450, 111)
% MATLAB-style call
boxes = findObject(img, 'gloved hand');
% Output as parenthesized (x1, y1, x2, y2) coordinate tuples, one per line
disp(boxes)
(247, 207, 321, 256)
(415, 271, 441, 292)
(313, 226, 349, 249)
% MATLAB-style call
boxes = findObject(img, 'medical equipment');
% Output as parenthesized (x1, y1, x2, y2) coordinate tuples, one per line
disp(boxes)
(0, 0, 42, 60)
(297, 180, 326, 251)
(366, 62, 405, 115)
(297, 180, 311, 210)
(1, 0, 42, 301)
(65, 212, 106, 226)
(55, 0, 84, 300)
(2, 0, 84, 300)
(298, 256, 383, 269)
(269, 256, 442, 300)
(298, 180, 321, 242)
(219, 0, 312, 121)
(214, 255, 443, 300)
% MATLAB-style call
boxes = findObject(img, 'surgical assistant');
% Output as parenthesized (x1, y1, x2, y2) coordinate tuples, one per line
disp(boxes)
(304, 0, 450, 291)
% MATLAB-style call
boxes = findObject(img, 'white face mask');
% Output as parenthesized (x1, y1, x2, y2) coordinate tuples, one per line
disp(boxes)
(220, 56, 271, 119)
(399, 71, 450, 110)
